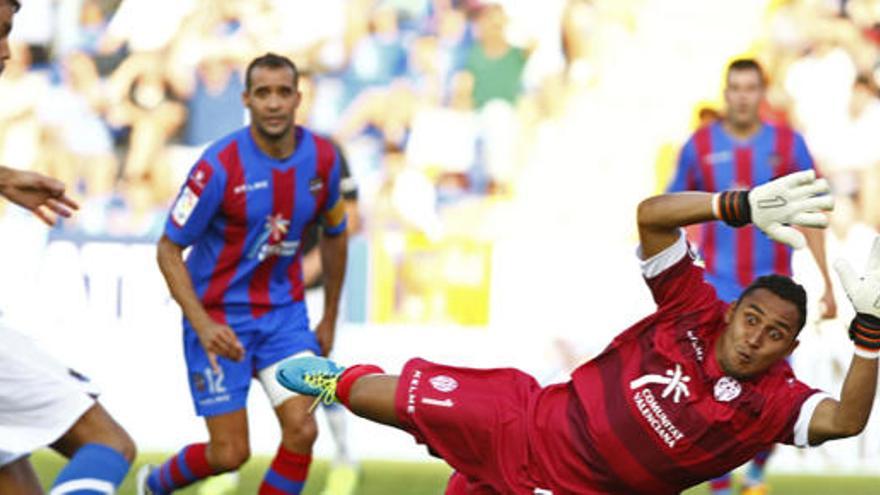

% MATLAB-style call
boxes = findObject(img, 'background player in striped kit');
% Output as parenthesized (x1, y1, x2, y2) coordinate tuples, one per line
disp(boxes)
(667, 58, 837, 495)
(142, 53, 348, 495)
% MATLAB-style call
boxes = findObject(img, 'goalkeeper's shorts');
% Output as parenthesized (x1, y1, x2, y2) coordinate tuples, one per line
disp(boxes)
(394, 357, 545, 494)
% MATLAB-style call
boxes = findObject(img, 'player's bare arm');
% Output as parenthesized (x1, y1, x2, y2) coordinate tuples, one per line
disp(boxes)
(802, 227, 837, 318)
(807, 237, 880, 445)
(638, 192, 716, 259)
(639, 170, 833, 260)
(157, 234, 244, 371)
(0, 166, 78, 226)
(315, 229, 347, 356)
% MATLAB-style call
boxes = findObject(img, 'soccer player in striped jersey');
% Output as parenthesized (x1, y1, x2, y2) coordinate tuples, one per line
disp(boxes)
(277, 171, 880, 495)
(141, 53, 348, 495)
(668, 58, 837, 495)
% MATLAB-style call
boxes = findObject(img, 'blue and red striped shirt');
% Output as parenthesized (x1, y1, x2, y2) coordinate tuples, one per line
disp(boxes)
(164, 126, 346, 327)
(667, 122, 815, 301)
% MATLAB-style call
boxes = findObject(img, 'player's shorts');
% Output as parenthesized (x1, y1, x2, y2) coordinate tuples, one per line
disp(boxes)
(0, 324, 97, 465)
(183, 302, 321, 417)
(394, 358, 553, 495)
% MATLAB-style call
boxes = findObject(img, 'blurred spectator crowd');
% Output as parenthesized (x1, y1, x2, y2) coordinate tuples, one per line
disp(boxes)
(0, 0, 878, 250)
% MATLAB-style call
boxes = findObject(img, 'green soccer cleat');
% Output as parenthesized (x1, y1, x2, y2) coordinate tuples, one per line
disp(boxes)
(276, 356, 346, 412)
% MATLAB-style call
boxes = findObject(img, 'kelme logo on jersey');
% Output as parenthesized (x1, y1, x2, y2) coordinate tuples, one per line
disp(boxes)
(247, 213, 299, 261)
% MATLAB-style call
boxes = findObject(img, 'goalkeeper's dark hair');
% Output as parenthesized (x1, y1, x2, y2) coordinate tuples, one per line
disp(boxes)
(245, 53, 299, 92)
(738, 275, 807, 333)
(3, 0, 19, 12)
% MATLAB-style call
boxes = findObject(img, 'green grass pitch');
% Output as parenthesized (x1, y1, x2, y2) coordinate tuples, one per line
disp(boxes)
(30, 450, 880, 494)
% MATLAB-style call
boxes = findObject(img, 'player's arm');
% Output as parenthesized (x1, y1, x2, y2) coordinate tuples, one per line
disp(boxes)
(638, 192, 715, 259)
(807, 237, 880, 445)
(312, 144, 351, 356)
(156, 236, 244, 371)
(802, 224, 836, 318)
(0, 166, 78, 226)
(158, 160, 244, 371)
(794, 133, 836, 318)
(302, 145, 359, 287)
(314, 199, 348, 356)
(638, 170, 833, 259)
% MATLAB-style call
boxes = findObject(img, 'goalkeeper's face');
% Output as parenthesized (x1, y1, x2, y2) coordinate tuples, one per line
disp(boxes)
(716, 288, 800, 380)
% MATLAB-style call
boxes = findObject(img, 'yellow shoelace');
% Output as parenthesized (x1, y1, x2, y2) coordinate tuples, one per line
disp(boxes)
(304, 372, 339, 413)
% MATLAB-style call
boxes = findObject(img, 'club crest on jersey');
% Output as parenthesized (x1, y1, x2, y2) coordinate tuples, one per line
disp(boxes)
(247, 213, 299, 261)
(309, 177, 324, 195)
(429, 375, 458, 393)
(714, 376, 742, 402)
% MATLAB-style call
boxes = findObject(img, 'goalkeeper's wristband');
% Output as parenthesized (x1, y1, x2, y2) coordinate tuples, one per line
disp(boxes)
(849, 313, 880, 359)
(713, 190, 752, 227)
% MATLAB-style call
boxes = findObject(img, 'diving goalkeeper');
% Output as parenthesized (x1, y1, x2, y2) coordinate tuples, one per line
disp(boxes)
(278, 171, 879, 495)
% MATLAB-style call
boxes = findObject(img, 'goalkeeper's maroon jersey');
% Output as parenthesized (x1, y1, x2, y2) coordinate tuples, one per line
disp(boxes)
(556, 234, 825, 494)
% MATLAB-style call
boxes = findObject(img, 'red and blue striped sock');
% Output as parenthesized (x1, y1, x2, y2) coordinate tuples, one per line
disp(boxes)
(708, 472, 732, 495)
(147, 443, 215, 494)
(745, 448, 773, 485)
(258, 446, 310, 494)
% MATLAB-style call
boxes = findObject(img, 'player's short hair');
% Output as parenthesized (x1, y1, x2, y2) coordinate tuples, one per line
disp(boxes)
(726, 58, 767, 86)
(3, 0, 20, 12)
(245, 53, 299, 92)
(738, 275, 808, 333)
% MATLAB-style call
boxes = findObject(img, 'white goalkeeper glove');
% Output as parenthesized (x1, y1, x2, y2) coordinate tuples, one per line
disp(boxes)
(834, 236, 880, 358)
(749, 170, 834, 249)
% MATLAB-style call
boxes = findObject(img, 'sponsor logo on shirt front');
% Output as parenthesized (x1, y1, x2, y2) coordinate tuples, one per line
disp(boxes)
(630, 363, 690, 448)
(248, 213, 298, 261)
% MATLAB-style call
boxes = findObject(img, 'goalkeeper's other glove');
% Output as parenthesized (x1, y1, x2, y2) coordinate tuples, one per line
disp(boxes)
(835, 236, 880, 358)
(714, 170, 834, 249)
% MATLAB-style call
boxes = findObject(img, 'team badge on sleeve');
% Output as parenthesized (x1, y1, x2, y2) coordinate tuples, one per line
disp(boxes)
(172, 186, 200, 227)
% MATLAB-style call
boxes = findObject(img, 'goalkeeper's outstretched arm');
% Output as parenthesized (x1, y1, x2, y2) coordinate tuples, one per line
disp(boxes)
(637, 170, 833, 260)
(807, 237, 880, 445)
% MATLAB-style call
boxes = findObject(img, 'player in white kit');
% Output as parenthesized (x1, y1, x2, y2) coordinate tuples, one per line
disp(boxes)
(0, 2, 135, 491)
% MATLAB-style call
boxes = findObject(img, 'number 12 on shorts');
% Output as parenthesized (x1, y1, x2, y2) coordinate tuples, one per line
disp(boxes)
(203, 367, 227, 394)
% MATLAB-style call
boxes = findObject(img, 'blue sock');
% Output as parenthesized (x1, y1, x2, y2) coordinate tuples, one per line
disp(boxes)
(51, 443, 130, 494)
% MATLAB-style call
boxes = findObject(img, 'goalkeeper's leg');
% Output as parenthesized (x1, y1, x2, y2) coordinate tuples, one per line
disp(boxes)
(276, 356, 399, 427)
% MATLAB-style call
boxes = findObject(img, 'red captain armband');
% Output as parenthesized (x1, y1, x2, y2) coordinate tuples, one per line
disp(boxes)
(850, 314, 880, 358)
(712, 190, 752, 227)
